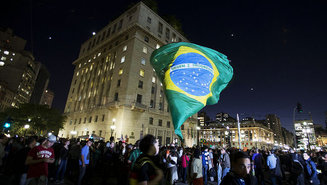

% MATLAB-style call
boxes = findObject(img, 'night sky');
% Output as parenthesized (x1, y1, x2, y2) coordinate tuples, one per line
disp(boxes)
(1, 0, 327, 131)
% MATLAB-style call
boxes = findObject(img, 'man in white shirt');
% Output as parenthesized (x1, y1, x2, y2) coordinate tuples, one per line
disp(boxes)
(191, 149, 203, 185)
(267, 150, 277, 185)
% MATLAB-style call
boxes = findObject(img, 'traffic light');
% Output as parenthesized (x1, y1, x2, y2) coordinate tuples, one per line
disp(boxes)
(296, 103, 303, 113)
(4, 122, 11, 128)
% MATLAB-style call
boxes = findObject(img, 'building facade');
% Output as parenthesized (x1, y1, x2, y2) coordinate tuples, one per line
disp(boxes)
(266, 114, 283, 145)
(40, 89, 54, 108)
(294, 119, 316, 150)
(30, 62, 50, 105)
(59, 2, 197, 146)
(0, 28, 37, 107)
(281, 127, 294, 148)
(200, 120, 274, 149)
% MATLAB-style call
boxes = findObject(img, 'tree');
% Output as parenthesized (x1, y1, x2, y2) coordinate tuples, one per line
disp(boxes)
(0, 103, 66, 136)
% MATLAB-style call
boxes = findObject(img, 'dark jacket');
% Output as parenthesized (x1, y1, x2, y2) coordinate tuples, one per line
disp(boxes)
(221, 171, 258, 185)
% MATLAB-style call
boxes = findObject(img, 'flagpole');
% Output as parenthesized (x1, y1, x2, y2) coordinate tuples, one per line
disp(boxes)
(237, 114, 242, 150)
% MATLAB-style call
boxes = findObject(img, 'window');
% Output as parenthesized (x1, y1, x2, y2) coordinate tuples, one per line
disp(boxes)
(138, 80, 143, 88)
(89, 116, 92, 123)
(123, 45, 127, 51)
(141, 58, 146, 65)
(95, 115, 98, 122)
(144, 36, 149, 43)
(76, 72, 79, 76)
(4, 51, 9, 55)
(181, 125, 184, 130)
(99, 130, 102, 137)
(147, 17, 152, 24)
(150, 100, 154, 108)
(139, 69, 144, 77)
(74, 119, 77, 124)
(117, 79, 121, 87)
(118, 19, 123, 30)
(166, 28, 170, 39)
(172, 33, 176, 42)
(112, 24, 117, 33)
(152, 77, 156, 83)
(86, 131, 89, 135)
(143, 47, 147, 54)
(114, 93, 119, 101)
(69, 120, 72, 125)
(167, 121, 171, 128)
(149, 117, 153, 125)
(167, 106, 170, 112)
(119, 69, 123, 75)
(106, 28, 111, 37)
(79, 118, 81, 124)
(158, 119, 162, 126)
(84, 117, 87, 123)
(102, 114, 105, 122)
(121, 56, 125, 63)
(136, 94, 142, 104)
(158, 22, 163, 34)
(156, 44, 160, 49)
(151, 86, 155, 94)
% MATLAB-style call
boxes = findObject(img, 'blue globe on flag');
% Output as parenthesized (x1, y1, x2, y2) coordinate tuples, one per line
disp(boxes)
(170, 52, 214, 96)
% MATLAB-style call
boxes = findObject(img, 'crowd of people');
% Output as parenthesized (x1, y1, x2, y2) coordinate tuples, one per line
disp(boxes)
(1, 133, 327, 185)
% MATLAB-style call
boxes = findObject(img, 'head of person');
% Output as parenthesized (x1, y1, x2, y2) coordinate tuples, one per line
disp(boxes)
(26, 137, 37, 148)
(231, 151, 251, 178)
(255, 149, 259, 153)
(86, 139, 94, 146)
(193, 148, 201, 159)
(139, 134, 159, 156)
(221, 148, 226, 154)
(44, 135, 57, 148)
(303, 152, 310, 161)
(134, 140, 140, 148)
(62, 138, 70, 146)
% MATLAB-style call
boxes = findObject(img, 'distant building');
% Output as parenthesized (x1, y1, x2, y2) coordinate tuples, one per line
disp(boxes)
(266, 114, 283, 145)
(59, 2, 197, 146)
(30, 62, 50, 105)
(200, 119, 274, 149)
(216, 112, 236, 122)
(294, 119, 316, 150)
(198, 112, 210, 127)
(0, 81, 15, 111)
(281, 127, 294, 148)
(0, 28, 38, 107)
(40, 89, 54, 108)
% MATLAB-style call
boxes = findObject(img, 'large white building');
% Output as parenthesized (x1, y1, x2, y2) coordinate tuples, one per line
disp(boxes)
(59, 2, 198, 146)
(294, 119, 316, 150)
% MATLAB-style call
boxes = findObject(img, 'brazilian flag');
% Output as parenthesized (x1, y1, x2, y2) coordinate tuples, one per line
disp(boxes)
(150, 42, 233, 140)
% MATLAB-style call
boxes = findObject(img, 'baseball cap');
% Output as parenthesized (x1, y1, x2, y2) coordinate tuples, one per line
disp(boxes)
(47, 135, 57, 143)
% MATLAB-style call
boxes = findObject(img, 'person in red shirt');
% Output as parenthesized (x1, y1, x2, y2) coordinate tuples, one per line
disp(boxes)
(25, 135, 56, 185)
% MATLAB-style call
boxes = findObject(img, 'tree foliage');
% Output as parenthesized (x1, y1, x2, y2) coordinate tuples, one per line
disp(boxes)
(0, 103, 66, 136)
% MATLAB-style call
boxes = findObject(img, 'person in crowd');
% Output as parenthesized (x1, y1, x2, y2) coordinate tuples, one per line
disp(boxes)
(25, 135, 56, 185)
(201, 146, 210, 185)
(319, 152, 327, 184)
(77, 139, 93, 185)
(67, 140, 81, 184)
(191, 148, 203, 185)
(128, 140, 141, 169)
(13, 137, 37, 185)
(221, 151, 257, 185)
(303, 152, 320, 185)
(129, 134, 163, 185)
(55, 138, 70, 184)
(167, 148, 178, 185)
(289, 149, 305, 185)
(0, 134, 8, 171)
(181, 148, 189, 183)
(220, 148, 231, 179)
(252, 149, 265, 185)
(267, 150, 277, 185)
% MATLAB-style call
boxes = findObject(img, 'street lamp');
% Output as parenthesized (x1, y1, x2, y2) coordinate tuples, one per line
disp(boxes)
(24, 124, 30, 137)
(110, 125, 116, 137)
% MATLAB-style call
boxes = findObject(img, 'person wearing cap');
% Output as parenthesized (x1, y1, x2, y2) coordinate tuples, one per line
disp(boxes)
(77, 139, 93, 185)
(25, 135, 56, 185)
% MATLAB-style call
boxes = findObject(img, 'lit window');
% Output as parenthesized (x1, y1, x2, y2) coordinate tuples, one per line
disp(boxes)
(1, 57, 6, 61)
(147, 17, 152, 24)
(141, 58, 146, 65)
(156, 44, 160, 49)
(90, 65, 93, 70)
(12, 53, 15, 56)
(121, 56, 125, 63)
(0, 61, 4, 66)
(76, 72, 79, 76)
(4, 51, 9, 55)
(79, 64, 81, 68)
(152, 77, 156, 83)
(143, 47, 147, 54)
(123, 45, 127, 51)
(88, 59, 91, 62)
(119, 69, 123, 75)
(10, 58, 13, 61)
(98, 52, 101, 56)
(139, 69, 144, 77)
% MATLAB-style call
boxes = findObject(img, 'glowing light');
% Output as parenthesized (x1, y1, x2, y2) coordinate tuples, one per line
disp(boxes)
(92, 32, 96, 35)
(24, 124, 30, 129)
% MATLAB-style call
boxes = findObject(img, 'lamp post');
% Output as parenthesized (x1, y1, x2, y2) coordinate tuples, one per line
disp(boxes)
(24, 124, 30, 137)
(111, 118, 116, 137)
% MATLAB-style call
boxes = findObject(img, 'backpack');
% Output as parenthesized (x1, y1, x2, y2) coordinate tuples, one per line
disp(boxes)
(209, 167, 217, 177)
(291, 159, 303, 176)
